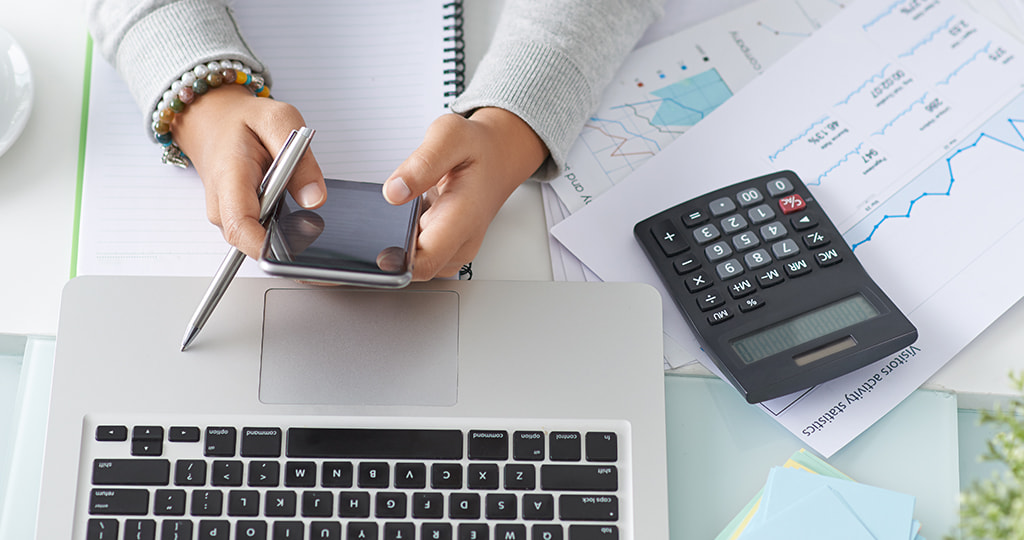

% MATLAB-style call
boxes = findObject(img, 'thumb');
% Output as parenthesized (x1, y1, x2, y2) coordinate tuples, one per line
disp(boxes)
(383, 114, 469, 205)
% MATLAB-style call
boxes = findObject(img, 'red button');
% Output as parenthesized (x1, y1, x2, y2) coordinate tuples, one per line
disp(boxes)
(778, 194, 806, 214)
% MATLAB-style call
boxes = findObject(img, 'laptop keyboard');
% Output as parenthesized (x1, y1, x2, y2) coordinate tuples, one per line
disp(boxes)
(81, 420, 629, 540)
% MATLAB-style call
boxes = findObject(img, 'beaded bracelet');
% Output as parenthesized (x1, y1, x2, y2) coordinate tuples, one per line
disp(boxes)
(152, 60, 271, 167)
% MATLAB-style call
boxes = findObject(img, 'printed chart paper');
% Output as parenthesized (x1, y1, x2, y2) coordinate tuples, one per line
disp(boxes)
(552, 0, 1024, 456)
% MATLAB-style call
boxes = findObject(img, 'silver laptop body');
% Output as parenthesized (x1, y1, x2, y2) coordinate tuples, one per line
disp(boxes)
(36, 277, 669, 539)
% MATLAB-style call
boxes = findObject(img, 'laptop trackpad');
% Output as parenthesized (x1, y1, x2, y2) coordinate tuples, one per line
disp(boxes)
(259, 288, 459, 406)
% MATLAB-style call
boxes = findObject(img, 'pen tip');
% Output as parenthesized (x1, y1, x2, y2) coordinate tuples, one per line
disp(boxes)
(181, 330, 196, 352)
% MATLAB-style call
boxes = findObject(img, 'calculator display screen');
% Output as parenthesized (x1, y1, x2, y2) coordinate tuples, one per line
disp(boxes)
(731, 295, 880, 365)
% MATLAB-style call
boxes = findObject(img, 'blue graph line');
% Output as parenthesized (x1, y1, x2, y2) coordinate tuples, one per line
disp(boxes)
(769, 116, 829, 162)
(588, 116, 664, 151)
(872, 93, 928, 136)
(836, 64, 892, 106)
(850, 118, 1024, 251)
(938, 42, 992, 85)
(862, 0, 905, 32)
(898, 16, 955, 58)
(810, 143, 864, 186)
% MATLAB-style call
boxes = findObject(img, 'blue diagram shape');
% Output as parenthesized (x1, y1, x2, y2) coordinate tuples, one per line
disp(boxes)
(646, 69, 733, 127)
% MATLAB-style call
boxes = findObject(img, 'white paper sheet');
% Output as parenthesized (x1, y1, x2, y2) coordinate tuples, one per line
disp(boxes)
(552, 0, 1024, 456)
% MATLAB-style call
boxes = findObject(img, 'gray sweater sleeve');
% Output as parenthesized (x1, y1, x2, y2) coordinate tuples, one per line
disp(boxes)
(450, 0, 665, 180)
(86, 0, 269, 120)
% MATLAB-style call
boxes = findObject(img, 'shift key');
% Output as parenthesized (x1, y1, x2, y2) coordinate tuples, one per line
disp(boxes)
(541, 465, 617, 491)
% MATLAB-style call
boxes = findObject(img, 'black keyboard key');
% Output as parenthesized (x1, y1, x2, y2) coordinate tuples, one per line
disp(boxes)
(421, 523, 452, 540)
(559, 495, 618, 521)
(174, 460, 206, 486)
(448, 493, 481, 520)
(376, 492, 408, 518)
(395, 462, 427, 488)
(504, 464, 536, 490)
(386, 523, 416, 540)
(124, 519, 156, 540)
(467, 464, 499, 490)
(541, 465, 618, 491)
(485, 493, 517, 520)
(468, 430, 509, 460)
(287, 428, 463, 460)
(264, 491, 297, 517)
(549, 432, 582, 461)
(161, 520, 193, 540)
(198, 520, 230, 539)
(131, 439, 163, 456)
(228, 490, 260, 516)
(301, 491, 333, 518)
(569, 525, 619, 539)
(339, 491, 371, 518)
(86, 518, 118, 540)
(89, 488, 149, 515)
(358, 461, 390, 488)
(272, 522, 304, 539)
(322, 461, 354, 487)
(585, 432, 618, 462)
(285, 461, 317, 487)
(431, 463, 463, 489)
(413, 492, 444, 519)
(348, 522, 379, 540)
(204, 427, 237, 457)
(92, 459, 169, 485)
(248, 461, 280, 487)
(153, 489, 186, 515)
(311, 522, 341, 540)
(241, 427, 282, 457)
(211, 460, 243, 487)
(190, 489, 223, 516)
(496, 524, 527, 540)
(523, 494, 555, 521)
(95, 426, 127, 442)
(512, 431, 545, 461)
(235, 520, 267, 540)
(133, 426, 163, 440)
(168, 426, 201, 442)
(459, 523, 489, 540)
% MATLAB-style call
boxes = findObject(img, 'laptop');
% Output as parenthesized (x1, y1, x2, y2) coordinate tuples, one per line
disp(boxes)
(35, 276, 669, 539)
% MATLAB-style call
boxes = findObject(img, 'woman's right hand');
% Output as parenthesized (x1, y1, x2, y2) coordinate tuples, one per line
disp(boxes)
(170, 84, 326, 259)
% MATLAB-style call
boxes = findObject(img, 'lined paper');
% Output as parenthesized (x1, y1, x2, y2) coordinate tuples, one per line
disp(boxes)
(77, 0, 453, 277)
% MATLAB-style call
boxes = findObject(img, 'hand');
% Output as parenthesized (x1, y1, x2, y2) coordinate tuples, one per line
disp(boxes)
(171, 84, 326, 259)
(382, 107, 549, 280)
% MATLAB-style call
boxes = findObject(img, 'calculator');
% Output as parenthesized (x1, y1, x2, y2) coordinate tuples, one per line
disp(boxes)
(634, 170, 917, 403)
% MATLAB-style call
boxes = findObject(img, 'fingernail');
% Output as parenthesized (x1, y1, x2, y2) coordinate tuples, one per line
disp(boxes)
(384, 177, 411, 203)
(296, 183, 325, 208)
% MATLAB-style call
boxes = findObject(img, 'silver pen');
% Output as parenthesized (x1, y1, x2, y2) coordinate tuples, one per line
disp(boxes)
(180, 127, 316, 351)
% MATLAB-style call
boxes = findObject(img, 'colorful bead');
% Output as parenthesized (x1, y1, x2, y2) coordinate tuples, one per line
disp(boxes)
(152, 121, 170, 135)
(206, 71, 223, 88)
(169, 97, 185, 113)
(155, 131, 173, 145)
(192, 78, 209, 95)
(158, 108, 175, 122)
(221, 68, 236, 85)
(177, 86, 195, 104)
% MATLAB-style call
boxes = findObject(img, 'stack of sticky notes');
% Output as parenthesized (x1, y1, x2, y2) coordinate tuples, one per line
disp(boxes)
(719, 450, 924, 540)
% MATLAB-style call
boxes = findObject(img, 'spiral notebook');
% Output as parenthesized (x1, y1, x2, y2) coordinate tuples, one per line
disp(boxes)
(74, 0, 465, 278)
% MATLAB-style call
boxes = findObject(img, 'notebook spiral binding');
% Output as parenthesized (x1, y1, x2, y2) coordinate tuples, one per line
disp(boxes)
(442, 1, 466, 105)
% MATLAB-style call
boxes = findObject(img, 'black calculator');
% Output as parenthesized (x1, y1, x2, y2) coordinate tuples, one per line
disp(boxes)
(634, 170, 917, 403)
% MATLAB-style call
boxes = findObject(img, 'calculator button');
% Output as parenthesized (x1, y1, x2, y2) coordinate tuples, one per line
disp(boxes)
(815, 248, 843, 267)
(759, 222, 787, 242)
(783, 258, 812, 277)
(778, 194, 807, 214)
(709, 197, 736, 216)
(650, 219, 688, 256)
(802, 230, 830, 249)
(735, 188, 764, 207)
(684, 271, 713, 293)
(738, 295, 766, 313)
(766, 176, 794, 196)
(756, 268, 785, 288)
(716, 259, 743, 280)
(720, 214, 748, 234)
(707, 307, 734, 325)
(791, 214, 817, 230)
(673, 256, 700, 274)
(771, 239, 800, 259)
(748, 204, 776, 224)
(727, 277, 757, 298)
(693, 224, 721, 245)
(682, 209, 708, 227)
(697, 290, 726, 311)
(732, 231, 760, 252)
(743, 249, 772, 270)
(705, 241, 733, 262)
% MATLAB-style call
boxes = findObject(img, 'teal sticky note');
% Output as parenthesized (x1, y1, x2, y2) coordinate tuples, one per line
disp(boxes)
(740, 485, 875, 540)
(760, 467, 915, 539)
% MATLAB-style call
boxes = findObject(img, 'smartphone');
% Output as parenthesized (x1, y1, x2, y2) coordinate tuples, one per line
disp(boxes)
(258, 178, 420, 288)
